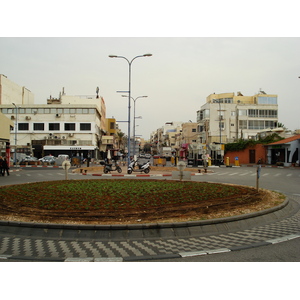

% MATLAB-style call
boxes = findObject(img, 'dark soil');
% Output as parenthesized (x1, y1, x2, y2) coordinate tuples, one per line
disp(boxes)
(0, 179, 284, 225)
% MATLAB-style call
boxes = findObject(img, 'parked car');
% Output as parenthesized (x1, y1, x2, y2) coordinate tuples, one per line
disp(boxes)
(145, 154, 152, 159)
(20, 156, 38, 164)
(57, 154, 69, 160)
(39, 156, 56, 165)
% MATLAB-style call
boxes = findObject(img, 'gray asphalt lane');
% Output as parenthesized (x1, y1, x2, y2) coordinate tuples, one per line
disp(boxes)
(1, 166, 300, 262)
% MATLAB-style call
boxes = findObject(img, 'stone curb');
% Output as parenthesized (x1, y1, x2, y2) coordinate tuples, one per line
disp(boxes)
(0, 198, 289, 230)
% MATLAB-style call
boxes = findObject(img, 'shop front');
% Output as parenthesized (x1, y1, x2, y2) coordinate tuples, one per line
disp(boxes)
(43, 145, 98, 162)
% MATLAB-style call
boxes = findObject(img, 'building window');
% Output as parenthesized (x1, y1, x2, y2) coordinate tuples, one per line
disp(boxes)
(239, 120, 247, 129)
(110, 122, 115, 130)
(18, 123, 29, 130)
(80, 123, 91, 131)
(257, 96, 277, 104)
(65, 123, 75, 131)
(248, 109, 278, 118)
(248, 120, 265, 129)
(33, 123, 44, 131)
(49, 123, 60, 131)
(265, 121, 276, 128)
(238, 109, 247, 116)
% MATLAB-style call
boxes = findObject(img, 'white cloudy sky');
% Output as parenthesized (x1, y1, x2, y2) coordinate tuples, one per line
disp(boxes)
(1, 2, 300, 140)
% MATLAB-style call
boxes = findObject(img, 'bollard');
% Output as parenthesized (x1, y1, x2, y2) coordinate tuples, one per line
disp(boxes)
(226, 157, 230, 166)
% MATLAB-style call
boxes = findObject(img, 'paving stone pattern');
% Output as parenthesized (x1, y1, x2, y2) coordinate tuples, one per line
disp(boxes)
(1, 196, 300, 261)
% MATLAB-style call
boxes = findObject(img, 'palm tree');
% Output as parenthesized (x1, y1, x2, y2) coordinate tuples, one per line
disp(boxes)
(115, 131, 126, 150)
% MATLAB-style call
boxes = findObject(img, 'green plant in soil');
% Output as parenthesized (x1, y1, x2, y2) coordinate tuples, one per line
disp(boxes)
(0, 179, 254, 211)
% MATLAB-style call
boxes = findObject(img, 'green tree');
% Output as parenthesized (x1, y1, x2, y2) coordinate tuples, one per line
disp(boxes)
(115, 131, 127, 150)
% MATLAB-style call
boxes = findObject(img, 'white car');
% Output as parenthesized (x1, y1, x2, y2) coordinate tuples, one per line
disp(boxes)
(39, 156, 56, 165)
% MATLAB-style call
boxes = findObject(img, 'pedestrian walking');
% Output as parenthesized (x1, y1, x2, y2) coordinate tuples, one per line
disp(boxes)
(0, 156, 3, 176)
(2, 156, 9, 176)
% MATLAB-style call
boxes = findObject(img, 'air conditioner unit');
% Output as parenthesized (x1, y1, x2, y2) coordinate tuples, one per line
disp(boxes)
(26, 116, 31, 120)
(11, 115, 15, 120)
(62, 136, 66, 139)
(44, 136, 48, 139)
(69, 133, 74, 137)
(56, 114, 61, 118)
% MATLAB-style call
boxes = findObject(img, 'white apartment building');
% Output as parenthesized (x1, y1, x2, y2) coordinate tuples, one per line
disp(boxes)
(0, 75, 107, 161)
(194, 91, 278, 164)
(197, 92, 278, 144)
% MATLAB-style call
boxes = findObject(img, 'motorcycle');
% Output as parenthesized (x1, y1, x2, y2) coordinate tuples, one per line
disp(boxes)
(127, 159, 151, 174)
(101, 161, 122, 174)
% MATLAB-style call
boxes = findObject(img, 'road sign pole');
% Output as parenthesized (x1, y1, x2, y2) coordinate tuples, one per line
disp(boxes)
(256, 165, 261, 191)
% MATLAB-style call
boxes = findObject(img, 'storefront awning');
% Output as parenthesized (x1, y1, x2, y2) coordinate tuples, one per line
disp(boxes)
(44, 145, 97, 151)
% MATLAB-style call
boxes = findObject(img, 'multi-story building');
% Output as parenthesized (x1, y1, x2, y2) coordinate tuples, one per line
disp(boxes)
(0, 75, 109, 161)
(176, 122, 198, 159)
(0, 112, 14, 158)
(150, 122, 183, 156)
(197, 91, 278, 144)
(195, 91, 278, 164)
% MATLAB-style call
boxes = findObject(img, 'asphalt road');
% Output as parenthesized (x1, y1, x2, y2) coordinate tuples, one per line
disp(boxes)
(0, 165, 300, 262)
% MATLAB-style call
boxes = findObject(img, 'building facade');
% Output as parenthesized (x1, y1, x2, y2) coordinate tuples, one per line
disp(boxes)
(0, 76, 108, 162)
(197, 92, 278, 144)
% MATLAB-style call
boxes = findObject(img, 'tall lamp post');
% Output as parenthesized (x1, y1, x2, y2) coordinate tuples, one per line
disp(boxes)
(122, 95, 147, 157)
(109, 54, 152, 165)
(213, 99, 223, 165)
(12, 103, 18, 165)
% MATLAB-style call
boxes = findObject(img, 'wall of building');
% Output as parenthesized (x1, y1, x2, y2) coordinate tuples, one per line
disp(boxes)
(0, 74, 34, 105)
(0, 112, 14, 141)
(224, 144, 266, 165)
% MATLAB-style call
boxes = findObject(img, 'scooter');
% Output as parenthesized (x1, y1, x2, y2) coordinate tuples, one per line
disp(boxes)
(127, 159, 151, 174)
(101, 160, 122, 174)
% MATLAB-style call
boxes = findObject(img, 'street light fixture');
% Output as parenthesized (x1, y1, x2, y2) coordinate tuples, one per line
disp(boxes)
(122, 95, 148, 157)
(12, 102, 18, 165)
(109, 54, 152, 165)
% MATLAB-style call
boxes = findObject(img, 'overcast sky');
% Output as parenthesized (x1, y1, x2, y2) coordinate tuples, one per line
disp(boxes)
(1, 2, 300, 140)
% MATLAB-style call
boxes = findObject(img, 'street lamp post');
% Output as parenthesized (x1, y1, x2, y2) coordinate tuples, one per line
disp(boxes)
(122, 95, 147, 157)
(12, 103, 18, 165)
(109, 54, 152, 165)
(218, 100, 222, 144)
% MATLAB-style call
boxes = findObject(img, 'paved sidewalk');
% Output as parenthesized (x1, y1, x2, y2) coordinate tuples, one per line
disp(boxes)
(0, 195, 299, 262)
